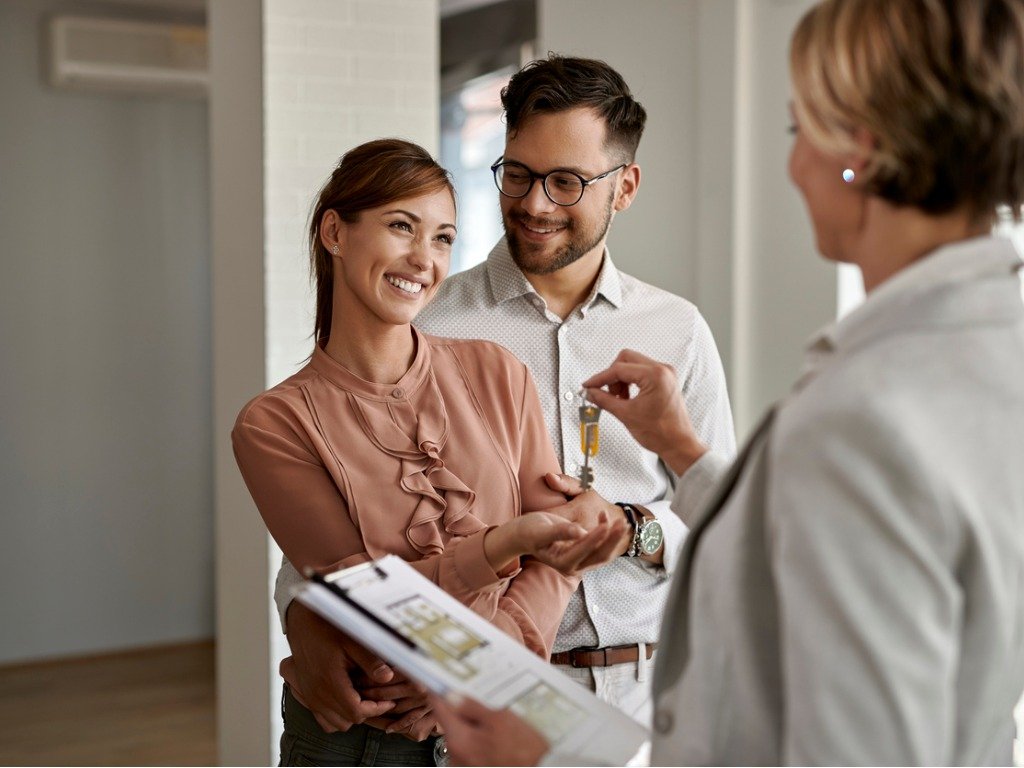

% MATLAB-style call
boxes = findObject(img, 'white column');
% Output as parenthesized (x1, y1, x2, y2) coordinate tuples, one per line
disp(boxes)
(264, 0, 439, 387)
(210, 2, 271, 765)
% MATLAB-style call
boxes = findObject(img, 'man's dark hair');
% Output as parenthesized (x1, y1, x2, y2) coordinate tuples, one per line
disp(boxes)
(500, 54, 647, 162)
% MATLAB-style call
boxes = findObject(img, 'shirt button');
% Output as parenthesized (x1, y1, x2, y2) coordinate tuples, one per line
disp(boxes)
(563, 390, 574, 402)
(391, 388, 403, 398)
(654, 708, 674, 734)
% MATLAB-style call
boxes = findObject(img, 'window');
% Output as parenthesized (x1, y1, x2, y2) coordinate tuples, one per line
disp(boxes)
(440, 66, 514, 274)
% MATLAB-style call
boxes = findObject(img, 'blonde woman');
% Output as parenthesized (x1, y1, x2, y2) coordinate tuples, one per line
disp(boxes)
(434, 0, 1024, 764)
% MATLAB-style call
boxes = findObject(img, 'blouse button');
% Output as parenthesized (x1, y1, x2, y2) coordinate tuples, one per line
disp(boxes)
(651, 708, 675, 737)
(654, 708, 674, 734)
(391, 388, 403, 398)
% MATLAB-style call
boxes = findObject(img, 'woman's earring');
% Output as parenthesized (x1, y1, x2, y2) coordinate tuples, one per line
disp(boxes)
(332, 245, 339, 255)
(842, 168, 856, 183)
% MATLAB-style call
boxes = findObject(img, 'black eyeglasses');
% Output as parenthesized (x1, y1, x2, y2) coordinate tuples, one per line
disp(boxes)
(490, 158, 626, 207)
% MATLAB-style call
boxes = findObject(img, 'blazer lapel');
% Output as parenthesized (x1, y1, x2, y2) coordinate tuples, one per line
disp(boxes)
(654, 405, 779, 699)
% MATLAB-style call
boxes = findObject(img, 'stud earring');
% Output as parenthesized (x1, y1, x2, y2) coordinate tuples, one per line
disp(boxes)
(842, 168, 855, 183)
(332, 245, 339, 255)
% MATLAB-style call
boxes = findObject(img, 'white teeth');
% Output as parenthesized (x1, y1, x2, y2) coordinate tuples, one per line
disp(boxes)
(525, 224, 560, 234)
(385, 275, 423, 294)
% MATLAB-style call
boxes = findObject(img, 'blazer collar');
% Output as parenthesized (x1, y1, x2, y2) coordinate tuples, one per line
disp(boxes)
(798, 235, 1023, 389)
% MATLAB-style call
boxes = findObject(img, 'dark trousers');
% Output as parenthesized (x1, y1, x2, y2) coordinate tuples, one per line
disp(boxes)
(280, 686, 444, 766)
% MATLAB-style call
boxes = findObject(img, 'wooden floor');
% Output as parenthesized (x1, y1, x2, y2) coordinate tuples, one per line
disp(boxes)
(0, 641, 216, 766)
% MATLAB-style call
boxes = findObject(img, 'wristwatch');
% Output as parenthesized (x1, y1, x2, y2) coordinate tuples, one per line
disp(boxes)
(615, 503, 664, 557)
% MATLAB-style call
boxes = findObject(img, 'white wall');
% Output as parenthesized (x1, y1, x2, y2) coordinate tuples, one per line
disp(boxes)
(0, 0, 212, 664)
(263, 0, 440, 389)
(731, 0, 833, 430)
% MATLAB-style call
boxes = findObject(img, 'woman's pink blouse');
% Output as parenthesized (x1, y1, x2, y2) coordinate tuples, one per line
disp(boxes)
(232, 329, 577, 657)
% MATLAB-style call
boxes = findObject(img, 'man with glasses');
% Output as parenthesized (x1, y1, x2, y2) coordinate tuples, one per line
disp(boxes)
(416, 55, 736, 728)
(273, 55, 735, 738)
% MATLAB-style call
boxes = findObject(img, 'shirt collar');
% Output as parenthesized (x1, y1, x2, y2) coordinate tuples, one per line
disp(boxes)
(590, 247, 624, 308)
(797, 234, 1023, 385)
(485, 237, 624, 309)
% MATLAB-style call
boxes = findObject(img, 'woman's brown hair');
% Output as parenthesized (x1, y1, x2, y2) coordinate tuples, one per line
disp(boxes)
(309, 138, 455, 345)
(790, 0, 1024, 220)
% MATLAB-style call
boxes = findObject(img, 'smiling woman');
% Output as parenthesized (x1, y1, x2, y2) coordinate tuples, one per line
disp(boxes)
(230, 139, 624, 767)
(306, 141, 456, 352)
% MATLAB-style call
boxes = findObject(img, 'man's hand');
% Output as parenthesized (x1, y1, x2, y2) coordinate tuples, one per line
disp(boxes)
(543, 475, 665, 565)
(359, 672, 440, 742)
(543, 471, 585, 498)
(482, 511, 626, 578)
(429, 693, 548, 766)
(523, 509, 628, 576)
(482, 512, 584, 571)
(541, 479, 621, 530)
(583, 348, 708, 475)
(283, 601, 397, 733)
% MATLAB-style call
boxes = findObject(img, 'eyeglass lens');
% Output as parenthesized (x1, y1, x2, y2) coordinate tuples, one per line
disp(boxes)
(495, 164, 585, 206)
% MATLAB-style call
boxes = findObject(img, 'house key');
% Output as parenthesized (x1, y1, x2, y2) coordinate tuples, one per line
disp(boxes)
(578, 392, 602, 490)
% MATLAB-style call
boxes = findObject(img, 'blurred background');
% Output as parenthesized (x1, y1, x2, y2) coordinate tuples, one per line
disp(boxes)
(0, 0, 1020, 764)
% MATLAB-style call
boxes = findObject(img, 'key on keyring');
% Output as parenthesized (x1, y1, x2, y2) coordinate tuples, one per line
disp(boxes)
(578, 396, 602, 490)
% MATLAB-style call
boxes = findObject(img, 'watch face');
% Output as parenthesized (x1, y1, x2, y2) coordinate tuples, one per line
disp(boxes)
(640, 520, 664, 554)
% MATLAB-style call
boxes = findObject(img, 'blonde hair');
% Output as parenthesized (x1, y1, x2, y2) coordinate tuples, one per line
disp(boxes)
(790, 0, 1024, 220)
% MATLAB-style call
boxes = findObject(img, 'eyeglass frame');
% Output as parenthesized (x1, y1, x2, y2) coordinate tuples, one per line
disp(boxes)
(489, 157, 627, 207)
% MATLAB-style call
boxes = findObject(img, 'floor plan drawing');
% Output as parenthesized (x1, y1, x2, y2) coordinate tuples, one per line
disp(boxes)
(508, 678, 589, 743)
(386, 595, 488, 680)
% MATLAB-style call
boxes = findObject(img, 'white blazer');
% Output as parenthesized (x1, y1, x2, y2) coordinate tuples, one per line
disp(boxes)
(652, 236, 1024, 765)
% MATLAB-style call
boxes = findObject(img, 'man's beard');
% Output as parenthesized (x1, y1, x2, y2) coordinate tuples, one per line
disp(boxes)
(504, 192, 614, 275)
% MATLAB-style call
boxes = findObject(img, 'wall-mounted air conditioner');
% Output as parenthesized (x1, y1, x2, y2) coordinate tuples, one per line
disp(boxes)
(47, 15, 208, 98)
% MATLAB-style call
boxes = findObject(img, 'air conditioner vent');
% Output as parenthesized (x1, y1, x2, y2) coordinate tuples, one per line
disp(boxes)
(48, 16, 208, 98)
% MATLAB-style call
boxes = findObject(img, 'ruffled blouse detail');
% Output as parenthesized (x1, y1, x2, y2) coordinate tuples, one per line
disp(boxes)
(310, 331, 488, 556)
(347, 371, 485, 556)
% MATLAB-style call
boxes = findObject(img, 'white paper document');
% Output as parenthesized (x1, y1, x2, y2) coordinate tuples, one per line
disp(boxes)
(293, 555, 649, 765)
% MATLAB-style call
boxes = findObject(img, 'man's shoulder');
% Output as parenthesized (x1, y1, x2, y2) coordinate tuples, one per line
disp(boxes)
(615, 267, 703, 326)
(417, 260, 502, 336)
(426, 262, 491, 309)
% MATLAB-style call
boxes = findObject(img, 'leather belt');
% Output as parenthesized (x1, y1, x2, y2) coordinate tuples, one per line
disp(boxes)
(550, 642, 657, 668)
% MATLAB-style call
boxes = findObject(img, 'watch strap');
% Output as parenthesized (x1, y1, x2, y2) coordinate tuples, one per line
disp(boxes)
(614, 502, 640, 557)
(630, 503, 654, 523)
